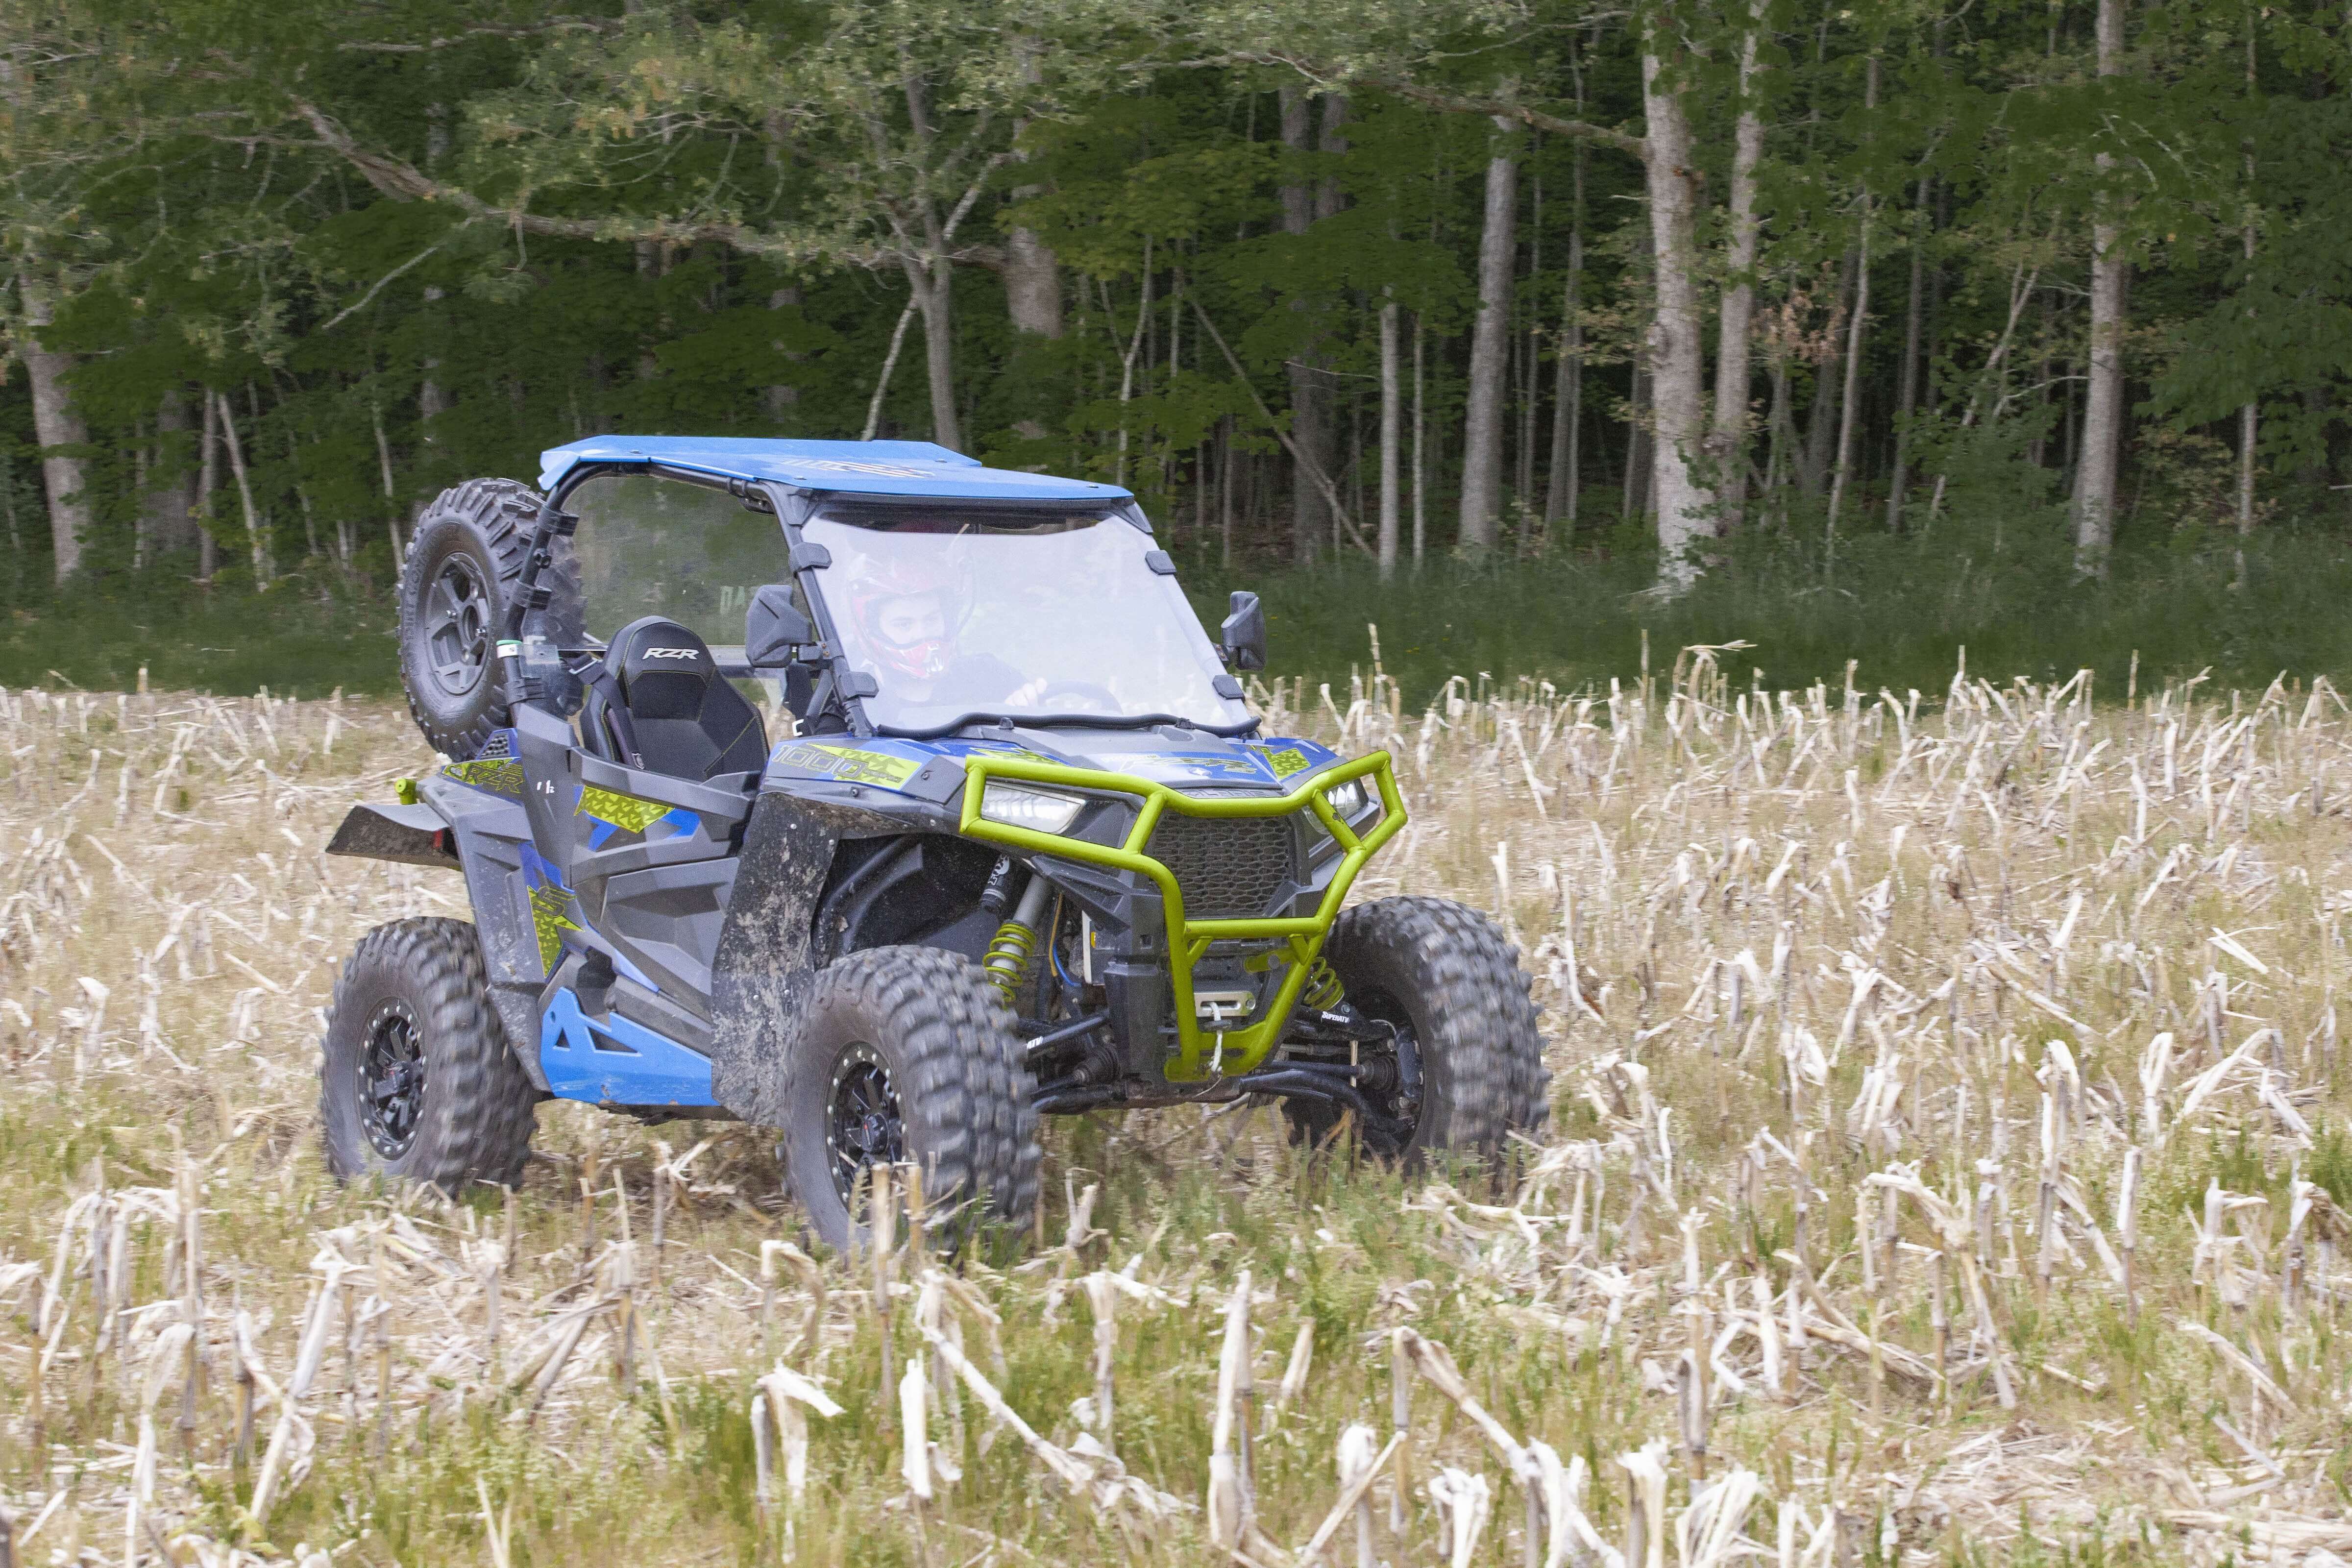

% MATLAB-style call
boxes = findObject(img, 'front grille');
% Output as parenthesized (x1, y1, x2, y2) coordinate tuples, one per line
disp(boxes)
(1147, 812, 1297, 919)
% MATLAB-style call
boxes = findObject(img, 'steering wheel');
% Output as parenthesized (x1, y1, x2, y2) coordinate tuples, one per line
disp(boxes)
(1026, 680, 1121, 714)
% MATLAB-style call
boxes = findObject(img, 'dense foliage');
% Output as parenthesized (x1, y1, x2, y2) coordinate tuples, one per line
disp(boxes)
(1, 0, 2346, 638)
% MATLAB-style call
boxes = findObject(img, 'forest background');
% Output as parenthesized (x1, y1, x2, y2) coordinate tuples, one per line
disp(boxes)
(2, 0, 2350, 703)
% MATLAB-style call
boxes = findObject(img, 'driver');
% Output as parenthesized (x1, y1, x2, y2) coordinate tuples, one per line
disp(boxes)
(844, 553, 1049, 711)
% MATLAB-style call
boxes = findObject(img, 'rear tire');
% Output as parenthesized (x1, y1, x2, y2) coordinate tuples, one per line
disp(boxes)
(780, 947, 1039, 1252)
(397, 477, 582, 760)
(1283, 896, 1550, 1162)
(320, 919, 538, 1193)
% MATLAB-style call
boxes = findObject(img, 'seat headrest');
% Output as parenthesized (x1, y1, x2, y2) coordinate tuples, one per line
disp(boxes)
(612, 619, 716, 720)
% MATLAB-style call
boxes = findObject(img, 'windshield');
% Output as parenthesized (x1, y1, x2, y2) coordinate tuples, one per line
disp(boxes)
(805, 508, 1250, 733)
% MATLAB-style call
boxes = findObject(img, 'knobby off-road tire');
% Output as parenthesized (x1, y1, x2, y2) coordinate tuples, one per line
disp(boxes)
(1285, 895, 1550, 1162)
(320, 919, 538, 1193)
(397, 477, 583, 760)
(779, 946, 1040, 1253)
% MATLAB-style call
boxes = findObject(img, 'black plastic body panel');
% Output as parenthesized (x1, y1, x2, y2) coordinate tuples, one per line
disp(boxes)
(325, 801, 461, 870)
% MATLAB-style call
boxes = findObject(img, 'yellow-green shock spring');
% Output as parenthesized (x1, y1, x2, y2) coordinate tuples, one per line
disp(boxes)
(1301, 956, 1345, 1011)
(981, 875, 1054, 1007)
(982, 918, 1040, 1004)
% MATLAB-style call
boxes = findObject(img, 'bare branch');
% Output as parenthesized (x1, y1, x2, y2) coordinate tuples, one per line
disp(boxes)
(336, 19, 618, 54)
(1197, 51, 1647, 158)
(315, 225, 473, 332)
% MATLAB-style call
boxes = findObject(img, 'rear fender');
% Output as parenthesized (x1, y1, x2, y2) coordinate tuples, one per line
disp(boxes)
(325, 800, 461, 870)
(329, 783, 546, 1092)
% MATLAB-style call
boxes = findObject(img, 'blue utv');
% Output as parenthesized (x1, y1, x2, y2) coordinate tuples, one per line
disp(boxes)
(321, 438, 1548, 1247)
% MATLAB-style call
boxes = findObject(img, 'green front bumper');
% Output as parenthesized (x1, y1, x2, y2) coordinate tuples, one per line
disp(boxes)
(956, 751, 1405, 1081)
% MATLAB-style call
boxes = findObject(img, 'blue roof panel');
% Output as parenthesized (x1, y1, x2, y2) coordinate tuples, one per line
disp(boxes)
(538, 437, 1133, 504)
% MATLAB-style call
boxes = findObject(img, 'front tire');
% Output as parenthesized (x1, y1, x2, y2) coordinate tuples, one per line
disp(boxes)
(780, 947, 1039, 1252)
(320, 919, 538, 1192)
(1285, 896, 1550, 1161)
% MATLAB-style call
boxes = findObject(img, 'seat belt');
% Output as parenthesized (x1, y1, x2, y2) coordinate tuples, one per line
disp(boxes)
(576, 661, 647, 771)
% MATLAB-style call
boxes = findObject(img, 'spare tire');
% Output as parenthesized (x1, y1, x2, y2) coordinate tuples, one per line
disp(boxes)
(397, 478, 581, 759)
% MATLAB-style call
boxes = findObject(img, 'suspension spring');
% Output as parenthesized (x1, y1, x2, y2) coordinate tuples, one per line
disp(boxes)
(981, 873, 1054, 1007)
(1301, 956, 1345, 1011)
(982, 919, 1040, 1004)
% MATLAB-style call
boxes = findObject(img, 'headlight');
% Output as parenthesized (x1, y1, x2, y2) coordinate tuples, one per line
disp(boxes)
(979, 782, 1085, 834)
(1322, 778, 1370, 818)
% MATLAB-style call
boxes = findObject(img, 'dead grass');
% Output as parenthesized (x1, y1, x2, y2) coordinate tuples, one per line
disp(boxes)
(3, 648, 2352, 1567)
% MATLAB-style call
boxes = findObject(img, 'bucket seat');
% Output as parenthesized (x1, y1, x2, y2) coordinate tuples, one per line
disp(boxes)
(579, 617, 768, 781)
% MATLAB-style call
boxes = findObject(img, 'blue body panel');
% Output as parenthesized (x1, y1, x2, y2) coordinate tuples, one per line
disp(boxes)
(539, 437, 1134, 505)
(539, 988, 719, 1108)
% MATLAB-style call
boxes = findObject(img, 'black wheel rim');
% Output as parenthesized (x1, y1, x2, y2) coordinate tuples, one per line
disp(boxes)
(424, 554, 493, 698)
(357, 999, 427, 1159)
(826, 1042, 905, 1211)
(1349, 986, 1424, 1152)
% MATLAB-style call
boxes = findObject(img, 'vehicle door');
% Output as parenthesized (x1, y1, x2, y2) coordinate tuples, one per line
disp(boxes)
(513, 472, 786, 1014)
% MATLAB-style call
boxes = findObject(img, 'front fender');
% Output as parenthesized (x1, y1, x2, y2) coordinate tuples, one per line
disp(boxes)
(324, 800, 461, 870)
(707, 791, 906, 1128)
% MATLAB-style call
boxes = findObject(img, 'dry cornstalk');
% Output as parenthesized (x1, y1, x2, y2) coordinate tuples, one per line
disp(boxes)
(474, 1476, 514, 1568)
(126, 1322, 194, 1568)
(754, 1360, 846, 1540)
(1298, 1422, 1394, 1568)
(760, 1238, 825, 1361)
(1431, 1468, 1494, 1568)
(1207, 1269, 1253, 1549)
(1082, 1271, 1118, 1443)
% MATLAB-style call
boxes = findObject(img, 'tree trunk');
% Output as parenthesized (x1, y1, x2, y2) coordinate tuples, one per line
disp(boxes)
(1707, 24, 1767, 530)
(2073, 0, 2130, 575)
(906, 257, 962, 451)
(1005, 228, 1062, 338)
(1624, 364, 1651, 524)
(419, 283, 449, 441)
(1545, 226, 1585, 529)
(1801, 251, 1857, 500)
(1641, 50, 1715, 584)
(1764, 349, 1794, 520)
(763, 286, 805, 424)
(370, 400, 401, 572)
(1277, 89, 1342, 564)
(1886, 180, 1931, 532)
(2235, 22, 2257, 561)
(1219, 414, 1235, 568)
(198, 389, 220, 585)
(1827, 54, 1878, 548)
(1379, 296, 1401, 577)
(215, 390, 270, 585)
(17, 273, 91, 584)
(1545, 125, 1589, 530)
(1518, 172, 1541, 521)
(1411, 313, 1426, 565)
(1459, 121, 1519, 555)
(1004, 34, 1062, 343)
(1114, 237, 1153, 487)
(1824, 218, 1871, 546)
(148, 388, 195, 557)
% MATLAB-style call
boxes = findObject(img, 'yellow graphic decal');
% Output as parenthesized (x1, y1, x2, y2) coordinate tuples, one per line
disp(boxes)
(576, 785, 673, 833)
(1254, 745, 1311, 779)
(442, 759, 524, 796)
(771, 741, 921, 789)
(528, 882, 580, 972)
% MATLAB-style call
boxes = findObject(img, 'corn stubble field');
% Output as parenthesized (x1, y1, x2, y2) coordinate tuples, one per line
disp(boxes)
(4, 650, 2352, 1568)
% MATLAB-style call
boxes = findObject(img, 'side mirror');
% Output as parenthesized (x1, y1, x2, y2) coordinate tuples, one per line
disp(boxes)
(745, 583, 816, 668)
(1220, 590, 1267, 673)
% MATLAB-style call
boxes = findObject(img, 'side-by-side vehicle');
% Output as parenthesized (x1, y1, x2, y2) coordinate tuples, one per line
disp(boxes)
(322, 438, 1548, 1245)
